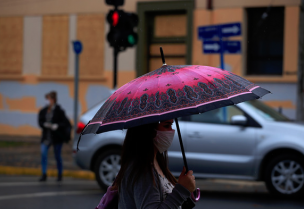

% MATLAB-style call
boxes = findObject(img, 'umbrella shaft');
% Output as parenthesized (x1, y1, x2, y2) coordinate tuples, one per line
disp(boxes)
(174, 118, 189, 173)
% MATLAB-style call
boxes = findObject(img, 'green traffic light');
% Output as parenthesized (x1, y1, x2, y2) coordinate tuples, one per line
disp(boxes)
(128, 34, 136, 45)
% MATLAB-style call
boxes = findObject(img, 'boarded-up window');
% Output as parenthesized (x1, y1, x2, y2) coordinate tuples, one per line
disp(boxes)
(42, 15, 69, 76)
(77, 14, 104, 77)
(148, 14, 187, 72)
(154, 15, 186, 37)
(0, 17, 23, 75)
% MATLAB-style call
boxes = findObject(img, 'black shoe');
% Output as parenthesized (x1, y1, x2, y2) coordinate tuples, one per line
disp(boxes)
(57, 175, 62, 182)
(39, 174, 47, 182)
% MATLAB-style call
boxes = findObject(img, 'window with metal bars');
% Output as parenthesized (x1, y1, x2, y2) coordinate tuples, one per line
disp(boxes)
(246, 7, 284, 75)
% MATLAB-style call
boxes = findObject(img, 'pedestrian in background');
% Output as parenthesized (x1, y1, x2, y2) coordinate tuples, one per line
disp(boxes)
(112, 119, 196, 209)
(38, 91, 71, 182)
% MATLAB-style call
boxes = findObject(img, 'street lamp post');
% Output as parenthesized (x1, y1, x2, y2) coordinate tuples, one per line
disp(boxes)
(72, 41, 83, 135)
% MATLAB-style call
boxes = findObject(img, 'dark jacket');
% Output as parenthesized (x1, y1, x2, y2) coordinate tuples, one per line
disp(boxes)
(38, 104, 70, 144)
(118, 166, 194, 209)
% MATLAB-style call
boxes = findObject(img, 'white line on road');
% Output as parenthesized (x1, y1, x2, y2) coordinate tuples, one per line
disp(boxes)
(0, 190, 101, 201)
(0, 181, 97, 187)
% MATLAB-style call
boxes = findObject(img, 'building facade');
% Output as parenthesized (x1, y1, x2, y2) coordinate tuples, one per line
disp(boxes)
(0, 0, 302, 136)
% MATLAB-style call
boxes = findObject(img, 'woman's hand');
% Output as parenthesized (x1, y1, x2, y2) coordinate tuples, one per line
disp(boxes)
(177, 166, 196, 192)
(43, 122, 52, 129)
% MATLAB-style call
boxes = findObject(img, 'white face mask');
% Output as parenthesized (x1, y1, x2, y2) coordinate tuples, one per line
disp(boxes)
(153, 130, 175, 153)
(45, 99, 50, 106)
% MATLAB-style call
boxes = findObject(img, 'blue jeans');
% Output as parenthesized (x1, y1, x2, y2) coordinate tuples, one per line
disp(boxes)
(41, 143, 63, 175)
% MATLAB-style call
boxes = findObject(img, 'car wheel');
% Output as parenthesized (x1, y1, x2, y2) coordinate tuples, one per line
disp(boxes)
(265, 154, 304, 196)
(94, 149, 121, 190)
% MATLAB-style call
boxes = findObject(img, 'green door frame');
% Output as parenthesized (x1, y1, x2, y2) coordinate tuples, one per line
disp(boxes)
(136, 0, 194, 77)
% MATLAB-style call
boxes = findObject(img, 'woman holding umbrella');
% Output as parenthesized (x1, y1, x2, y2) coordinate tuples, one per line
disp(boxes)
(83, 48, 269, 209)
(114, 119, 196, 209)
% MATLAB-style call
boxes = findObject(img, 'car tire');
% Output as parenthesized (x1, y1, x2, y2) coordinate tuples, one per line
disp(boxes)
(94, 149, 121, 190)
(264, 154, 304, 196)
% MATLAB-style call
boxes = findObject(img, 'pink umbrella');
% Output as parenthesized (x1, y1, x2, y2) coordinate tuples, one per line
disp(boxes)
(79, 47, 270, 172)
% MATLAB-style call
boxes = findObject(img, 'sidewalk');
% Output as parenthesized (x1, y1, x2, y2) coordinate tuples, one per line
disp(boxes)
(0, 135, 95, 180)
(0, 135, 268, 193)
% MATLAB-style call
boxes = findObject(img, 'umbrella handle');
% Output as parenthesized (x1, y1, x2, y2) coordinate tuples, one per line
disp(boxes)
(174, 118, 189, 173)
(191, 188, 201, 202)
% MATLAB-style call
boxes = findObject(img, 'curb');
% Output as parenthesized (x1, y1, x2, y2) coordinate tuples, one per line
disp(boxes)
(0, 166, 95, 180)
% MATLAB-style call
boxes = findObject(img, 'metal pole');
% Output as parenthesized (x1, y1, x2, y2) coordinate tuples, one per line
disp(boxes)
(297, 1, 304, 121)
(174, 118, 189, 172)
(74, 54, 79, 135)
(113, 46, 119, 89)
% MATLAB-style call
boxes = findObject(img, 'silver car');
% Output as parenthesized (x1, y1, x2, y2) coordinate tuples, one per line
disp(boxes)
(73, 99, 304, 196)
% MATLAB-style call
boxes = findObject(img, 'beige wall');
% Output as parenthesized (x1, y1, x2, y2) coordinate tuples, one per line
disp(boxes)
(0, 0, 301, 15)
(68, 15, 77, 76)
(283, 7, 299, 76)
(196, 0, 301, 9)
(0, 0, 182, 16)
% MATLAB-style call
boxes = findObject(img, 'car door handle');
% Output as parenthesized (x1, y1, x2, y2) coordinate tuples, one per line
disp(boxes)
(188, 132, 203, 138)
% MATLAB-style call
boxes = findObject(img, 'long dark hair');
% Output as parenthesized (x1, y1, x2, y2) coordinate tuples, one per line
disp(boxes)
(114, 123, 177, 189)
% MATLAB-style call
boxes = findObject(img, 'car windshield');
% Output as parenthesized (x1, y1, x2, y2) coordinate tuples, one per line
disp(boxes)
(245, 100, 290, 121)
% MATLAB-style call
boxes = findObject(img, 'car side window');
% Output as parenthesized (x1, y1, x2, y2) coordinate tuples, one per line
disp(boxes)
(188, 106, 245, 125)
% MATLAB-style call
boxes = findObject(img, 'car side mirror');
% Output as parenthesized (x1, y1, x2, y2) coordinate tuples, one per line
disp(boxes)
(231, 115, 247, 126)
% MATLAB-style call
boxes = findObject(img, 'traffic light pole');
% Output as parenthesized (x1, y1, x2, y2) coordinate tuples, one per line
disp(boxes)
(113, 46, 119, 89)
(106, 1, 138, 89)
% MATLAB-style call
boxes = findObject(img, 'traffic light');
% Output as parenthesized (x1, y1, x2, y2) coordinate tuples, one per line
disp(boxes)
(106, 9, 138, 48)
(105, 0, 124, 6)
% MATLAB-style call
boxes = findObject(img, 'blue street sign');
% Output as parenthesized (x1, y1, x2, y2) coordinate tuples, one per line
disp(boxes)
(198, 22, 242, 71)
(203, 40, 241, 54)
(198, 25, 219, 40)
(203, 41, 221, 53)
(198, 22, 241, 39)
(73, 41, 82, 54)
(220, 23, 241, 37)
(223, 41, 241, 53)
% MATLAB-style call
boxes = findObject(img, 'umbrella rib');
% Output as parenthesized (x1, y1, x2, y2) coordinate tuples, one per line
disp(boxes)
(187, 66, 217, 90)
(207, 68, 251, 92)
(114, 77, 137, 97)
(188, 67, 232, 104)
(174, 68, 200, 114)
(131, 74, 147, 115)
(156, 71, 161, 119)
(104, 79, 137, 124)
(178, 66, 212, 90)
(186, 67, 226, 99)
(222, 73, 252, 91)
(115, 78, 139, 103)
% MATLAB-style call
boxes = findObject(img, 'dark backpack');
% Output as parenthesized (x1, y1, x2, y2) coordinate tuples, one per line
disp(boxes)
(62, 115, 72, 143)
(54, 113, 72, 144)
